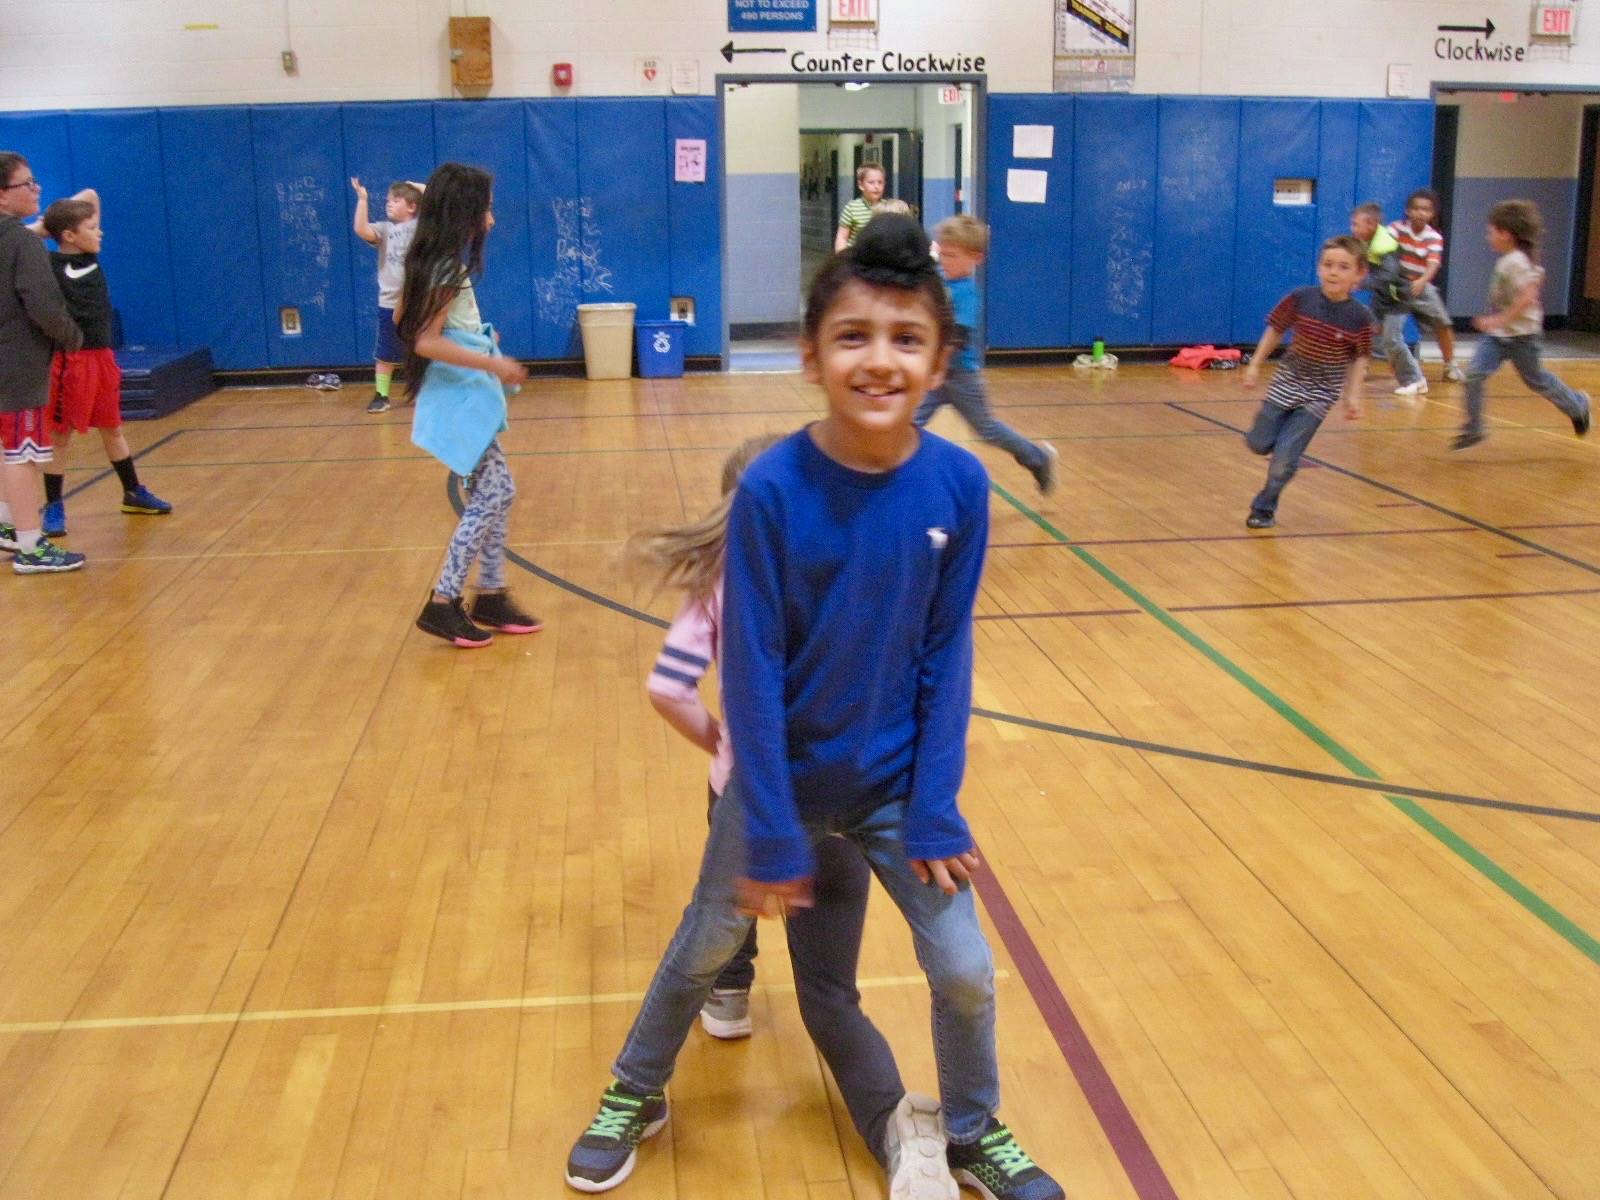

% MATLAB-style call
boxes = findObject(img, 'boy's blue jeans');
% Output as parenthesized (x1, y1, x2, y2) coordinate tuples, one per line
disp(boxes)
(1463, 334, 1589, 437)
(1246, 401, 1324, 516)
(915, 366, 1049, 473)
(611, 778, 999, 1147)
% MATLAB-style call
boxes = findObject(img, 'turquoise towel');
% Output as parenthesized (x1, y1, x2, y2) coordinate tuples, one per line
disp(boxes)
(411, 324, 513, 475)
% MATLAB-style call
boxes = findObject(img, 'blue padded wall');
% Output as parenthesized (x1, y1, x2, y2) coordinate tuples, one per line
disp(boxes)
(251, 104, 358, 367)
(159, 108, 269, 369)
(68, 110, 178, 347)
(0, 111, 72, 209)
(1357, 100, 1435, 222)
(1071, 95, 1157, 347)
(341, 102, 436, 366)
(1154, 97, 1239, 345)
(578, 100, 671, 326)
(667, 98, 722, 358)
(525, 99, 581, 360)
(986, 95, 1073, 349)
(433, 100, 535, 360)
(1317, 100, 1360, 249)
(1232, 99, 1321, 344)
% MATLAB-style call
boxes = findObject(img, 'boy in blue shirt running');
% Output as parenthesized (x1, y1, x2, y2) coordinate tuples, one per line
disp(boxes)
(914, 215, 1058, 495)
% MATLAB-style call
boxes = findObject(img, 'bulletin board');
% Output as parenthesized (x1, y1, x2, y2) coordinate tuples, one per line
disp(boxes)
(1054, 0, 1135, 92)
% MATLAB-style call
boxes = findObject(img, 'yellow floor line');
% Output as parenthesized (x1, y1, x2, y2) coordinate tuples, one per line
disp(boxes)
(0, 971, 1009, 1035)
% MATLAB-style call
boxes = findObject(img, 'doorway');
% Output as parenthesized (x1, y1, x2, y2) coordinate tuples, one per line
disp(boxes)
(722, 78, 982, 372)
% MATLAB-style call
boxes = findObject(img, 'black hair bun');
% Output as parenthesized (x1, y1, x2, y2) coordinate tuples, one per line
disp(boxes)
(850, 213, 937, 287)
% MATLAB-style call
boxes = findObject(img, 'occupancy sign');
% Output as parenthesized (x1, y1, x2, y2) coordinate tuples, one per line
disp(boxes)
(729, 0, 817, 32)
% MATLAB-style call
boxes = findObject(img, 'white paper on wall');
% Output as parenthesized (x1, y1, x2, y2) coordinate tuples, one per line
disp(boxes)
(1012, 125, 1054, 159)
(1006, 168, 1048, 204)
(675, 139, 707, 184)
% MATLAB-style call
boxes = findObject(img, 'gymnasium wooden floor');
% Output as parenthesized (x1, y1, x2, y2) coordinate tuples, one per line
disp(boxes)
(4, 358, 1600, 1199)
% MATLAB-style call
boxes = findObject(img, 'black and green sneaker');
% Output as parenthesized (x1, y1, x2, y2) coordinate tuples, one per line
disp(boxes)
(565, 1084, 668, 1193)
(946, 1119, 1064, 1200)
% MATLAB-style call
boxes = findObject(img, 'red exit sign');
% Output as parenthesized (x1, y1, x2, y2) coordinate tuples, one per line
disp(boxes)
(1534, 4, 1577, 39)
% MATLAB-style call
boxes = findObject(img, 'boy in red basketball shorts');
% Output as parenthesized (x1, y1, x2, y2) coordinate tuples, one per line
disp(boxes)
(39, 194, 170, 537)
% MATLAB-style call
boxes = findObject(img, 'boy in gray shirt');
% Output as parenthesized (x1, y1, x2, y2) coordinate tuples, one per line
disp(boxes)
(0, 151, 84, 573)
(351, 178, 422, 414)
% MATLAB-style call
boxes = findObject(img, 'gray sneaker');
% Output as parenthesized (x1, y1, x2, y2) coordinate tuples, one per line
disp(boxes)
(699, 988, 752, 1039)
(1443, 362, 1466, 383)
(884, 1092, 958, 1200)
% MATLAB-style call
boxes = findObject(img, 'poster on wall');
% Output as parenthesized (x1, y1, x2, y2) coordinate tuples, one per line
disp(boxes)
(1054, 0, 1135, 92)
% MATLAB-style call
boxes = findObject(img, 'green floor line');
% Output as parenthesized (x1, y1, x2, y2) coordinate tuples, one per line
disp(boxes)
(990, 480, 1600, 968)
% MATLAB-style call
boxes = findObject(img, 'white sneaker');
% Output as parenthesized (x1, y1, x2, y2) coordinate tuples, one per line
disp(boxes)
(1443, 362, 1466, 383)
(884, 1092, 958, 1200)
(1393, 380, 1429, 397)
(698, 988, 752, 1039)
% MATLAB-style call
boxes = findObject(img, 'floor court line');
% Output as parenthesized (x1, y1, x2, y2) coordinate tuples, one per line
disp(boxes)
(975, 585, 1600, 619)
(1168, 401, 1600, 579)
(0, 972, 973, 1036)
(439, 476, 1594, 824)
(990, 478, 1600, 968)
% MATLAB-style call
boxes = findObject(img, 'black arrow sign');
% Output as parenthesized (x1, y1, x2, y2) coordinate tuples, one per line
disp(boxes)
(1438, 17, 1496, 37)
(721, 41, 787, 63)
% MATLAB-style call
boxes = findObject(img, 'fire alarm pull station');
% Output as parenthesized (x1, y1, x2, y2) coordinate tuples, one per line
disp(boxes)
(553, 63, 573, 88)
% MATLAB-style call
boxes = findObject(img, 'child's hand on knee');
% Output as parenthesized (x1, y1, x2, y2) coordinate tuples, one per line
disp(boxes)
(911, 850, 981, 895)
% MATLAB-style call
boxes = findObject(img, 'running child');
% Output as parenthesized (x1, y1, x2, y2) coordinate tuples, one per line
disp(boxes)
(38, 194, 171, 536)
(1453, 199, 1591, 450)
(1241, 235, 1373, 529)
(835, 161, 887, 251)
(352, 177, 423, 414)
(609, 433, 948, 1198)
(1387, 187, 1463, 393)
(395, 162, 540, 647)
(913, 215, 1058, 495)
(565, 214, 1064, 1200)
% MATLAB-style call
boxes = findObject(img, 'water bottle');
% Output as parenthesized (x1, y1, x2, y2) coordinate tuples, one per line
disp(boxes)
(1092, 338, 1105, 362)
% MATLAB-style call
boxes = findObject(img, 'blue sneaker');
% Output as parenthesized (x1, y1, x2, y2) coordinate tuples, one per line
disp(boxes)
(121, 486, 172, 516)
(41, 500, 66, 537)
(12, 537, 85, 575)
(946, 1120, 1064, 1200)
(565, 1084, 667, 1192)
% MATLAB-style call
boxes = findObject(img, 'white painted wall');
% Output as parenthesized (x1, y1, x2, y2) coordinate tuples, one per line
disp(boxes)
(1448, 92, 1588, 177)
(7, 0, 1600, 110)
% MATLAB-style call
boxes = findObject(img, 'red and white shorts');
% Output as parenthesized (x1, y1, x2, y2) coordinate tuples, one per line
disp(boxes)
(0, 406, 53, 466)
(49, 348, 123, 434)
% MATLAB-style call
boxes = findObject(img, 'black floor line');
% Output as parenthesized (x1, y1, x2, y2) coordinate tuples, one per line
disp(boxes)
(1168, 402, 1600, 578)
(443, 476, 1600, 827)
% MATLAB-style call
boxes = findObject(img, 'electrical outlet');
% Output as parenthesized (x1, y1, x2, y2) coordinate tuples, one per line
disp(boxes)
(281, 49, 298, 73)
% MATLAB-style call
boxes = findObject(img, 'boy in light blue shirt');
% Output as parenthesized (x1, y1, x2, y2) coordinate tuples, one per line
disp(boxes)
(913, 215, 1058, 494)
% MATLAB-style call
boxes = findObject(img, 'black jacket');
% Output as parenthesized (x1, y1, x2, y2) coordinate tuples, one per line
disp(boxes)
(0, 214, 82, 412)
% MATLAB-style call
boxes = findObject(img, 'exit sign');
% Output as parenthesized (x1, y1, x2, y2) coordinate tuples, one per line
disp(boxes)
(831, 0, 877, 24)
(1533, 3, 1577, 40)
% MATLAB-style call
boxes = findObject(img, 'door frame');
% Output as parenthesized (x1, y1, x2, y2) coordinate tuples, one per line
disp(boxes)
(718, 73, 987, 367)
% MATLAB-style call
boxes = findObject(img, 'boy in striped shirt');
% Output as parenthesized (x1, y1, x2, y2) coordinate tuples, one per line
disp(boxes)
(834, 163, 886, 251)
(1240, 236, 1374, 529)
(1387, 188, 1463, 393)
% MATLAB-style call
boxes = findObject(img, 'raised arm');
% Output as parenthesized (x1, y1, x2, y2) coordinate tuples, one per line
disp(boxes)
(350, 177, 379, 245)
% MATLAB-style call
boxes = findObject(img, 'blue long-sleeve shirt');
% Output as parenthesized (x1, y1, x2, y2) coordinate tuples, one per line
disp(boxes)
(722, 427, 990, 883)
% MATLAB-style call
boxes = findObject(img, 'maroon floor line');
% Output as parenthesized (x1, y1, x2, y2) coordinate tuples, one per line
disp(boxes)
(971, 866, 1181, 1200)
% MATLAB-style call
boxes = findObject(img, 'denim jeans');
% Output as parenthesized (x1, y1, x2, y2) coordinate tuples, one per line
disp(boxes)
(612, 781, 999, 1147)
(1378, 309, 1423, 387)
(1245, 401, 1324, 516)
(1463, 334, 1590, 437)
(708, 786, 759, 992)
(914, 366, 1048, 473)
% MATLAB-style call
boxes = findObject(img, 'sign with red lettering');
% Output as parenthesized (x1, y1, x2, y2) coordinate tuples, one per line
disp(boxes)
(830, 0, 877, 25)
(1533, 4, 1577, 40)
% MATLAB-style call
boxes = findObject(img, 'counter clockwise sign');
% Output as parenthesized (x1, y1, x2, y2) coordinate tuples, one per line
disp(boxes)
(1438, 17, 1496, 36)
(722, 41, 786, 62)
